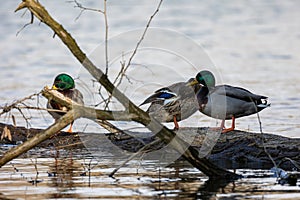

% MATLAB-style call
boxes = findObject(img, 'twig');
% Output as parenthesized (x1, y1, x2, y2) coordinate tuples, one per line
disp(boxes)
(0, 92, 41, 116)
(103, 0, 109, 75)
(71, 0, 110, 107)
(278, 157, 300, 170)
(102, 0, 164, 109)
(97, 86, 112, 110)
(70, 0, 109, 74)
(30, 158, 41, 186)
(70, 0, 104, 15)
(0, 109, 79, 167)
(54, 141, 84, 149)
(113, 0, 164, 87)
(16, 10, 34, 36)
(256, 112, 278, 170)
(16, 107, 32, 128)
(94, 120, 123, 136)
(13, 105, 66, 113)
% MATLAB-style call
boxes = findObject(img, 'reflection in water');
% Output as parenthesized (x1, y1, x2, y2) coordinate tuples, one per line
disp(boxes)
(0, 152, 299, 199)
(196, 178, 234, 200)
(47, 151, 78, 199)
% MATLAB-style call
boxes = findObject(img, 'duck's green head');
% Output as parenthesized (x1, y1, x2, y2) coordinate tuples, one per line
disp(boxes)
(195, 70, 216, 88)
(52, 73, 75, 91)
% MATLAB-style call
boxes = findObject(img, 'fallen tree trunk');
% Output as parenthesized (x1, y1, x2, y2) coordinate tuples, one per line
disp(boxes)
(1, 122, 299, 171)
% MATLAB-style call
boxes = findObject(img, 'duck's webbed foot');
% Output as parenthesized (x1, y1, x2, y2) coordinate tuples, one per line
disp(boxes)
(221, 117, 235, 134)
(221, 127, 235, 133)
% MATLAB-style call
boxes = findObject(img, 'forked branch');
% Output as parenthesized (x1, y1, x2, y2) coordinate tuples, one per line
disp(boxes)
(11, 0, 240, 179)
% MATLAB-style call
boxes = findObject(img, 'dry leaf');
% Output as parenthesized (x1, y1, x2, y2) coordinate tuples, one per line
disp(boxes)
(1, 126, 12, 141)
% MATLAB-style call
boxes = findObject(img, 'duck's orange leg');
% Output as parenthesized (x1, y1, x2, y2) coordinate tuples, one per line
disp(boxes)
(173, 116, 179, 130)
(66, 121, 74, 133)
(221, 116, 235, 133)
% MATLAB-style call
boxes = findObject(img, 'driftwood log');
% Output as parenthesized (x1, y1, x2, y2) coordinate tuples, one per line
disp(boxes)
(1, 122, 299, 171)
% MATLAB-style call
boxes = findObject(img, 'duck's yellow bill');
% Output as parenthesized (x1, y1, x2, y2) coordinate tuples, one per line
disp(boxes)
(52, 85, 58, 90)
(186, 78, 199, 86)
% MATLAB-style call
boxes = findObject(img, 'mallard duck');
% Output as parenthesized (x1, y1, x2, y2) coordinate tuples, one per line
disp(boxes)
(189, 70, 270, 133)
(47, 73, 84, 133)
(140, 78, 202, 130)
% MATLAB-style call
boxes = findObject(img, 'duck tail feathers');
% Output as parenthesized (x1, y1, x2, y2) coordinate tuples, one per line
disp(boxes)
(257, 98, 271, 108)
(257, 103, 271, 108)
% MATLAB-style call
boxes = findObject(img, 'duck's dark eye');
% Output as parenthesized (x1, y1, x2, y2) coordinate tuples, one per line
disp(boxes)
(196, 75, 205, 84)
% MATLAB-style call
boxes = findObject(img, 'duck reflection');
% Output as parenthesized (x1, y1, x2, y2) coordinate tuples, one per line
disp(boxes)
(46, 150, 81, 199)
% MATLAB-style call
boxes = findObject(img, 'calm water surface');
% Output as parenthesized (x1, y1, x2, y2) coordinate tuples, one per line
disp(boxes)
(0, 149, 299, 200)
(0, 0, 300, 199)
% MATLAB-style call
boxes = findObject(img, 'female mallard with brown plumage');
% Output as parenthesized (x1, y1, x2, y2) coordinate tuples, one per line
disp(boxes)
(188, 70, 270, 133)
(47, 73, 84, 133)
(140, 78, 202, 130)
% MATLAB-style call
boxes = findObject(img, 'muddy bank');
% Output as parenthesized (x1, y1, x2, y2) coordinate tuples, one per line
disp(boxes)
(0, 122, 299, 170)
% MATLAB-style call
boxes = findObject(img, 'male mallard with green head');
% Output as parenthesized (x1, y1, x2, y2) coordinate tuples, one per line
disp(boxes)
(140, 78, 202, 130)
(189, 70, 270, 133)
(47, 73, 84, 133)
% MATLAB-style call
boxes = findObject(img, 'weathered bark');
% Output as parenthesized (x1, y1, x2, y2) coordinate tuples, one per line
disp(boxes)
(11, 0, 240, 179)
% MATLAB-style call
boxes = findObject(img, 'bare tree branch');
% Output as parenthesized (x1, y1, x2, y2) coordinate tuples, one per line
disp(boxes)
(70, 0, 109, 74)
(41, 86, 140, 122)
(113, 0, 163, 87)
(70, 0, 105, 15)
(256, 112, 278, 171)
(12, 0, 240, 179)
(103, 0, 109, 75)
(103, 0, 163, 109)
(0, 92, 41, 116)
(16, 12, 34, 36)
